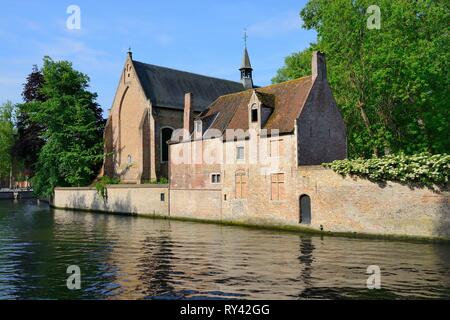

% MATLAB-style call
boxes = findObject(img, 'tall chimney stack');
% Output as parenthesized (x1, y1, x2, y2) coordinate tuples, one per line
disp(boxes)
(312, 51, 327, 81)
(183, 93, 194, 139)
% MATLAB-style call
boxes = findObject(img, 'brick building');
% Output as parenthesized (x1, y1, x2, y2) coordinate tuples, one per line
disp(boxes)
(169, 51, 347, 224)
(102, 50, 249, 183)
(58, 51, 449, 238)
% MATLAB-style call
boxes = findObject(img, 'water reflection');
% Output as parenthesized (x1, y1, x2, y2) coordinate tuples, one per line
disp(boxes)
(0, 200, 449, 300)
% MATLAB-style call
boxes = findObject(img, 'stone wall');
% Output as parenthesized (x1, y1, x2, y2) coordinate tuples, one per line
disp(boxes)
(169, 189, 222, 220)
(0, 192, 13, 200)
(295, 167, 450, 238)
(53, 185, 169, 216)
(221, 165, 449, 239)
(54, 172, 449, 240)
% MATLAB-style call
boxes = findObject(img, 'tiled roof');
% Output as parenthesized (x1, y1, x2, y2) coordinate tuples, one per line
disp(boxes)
(133, 60, 245, 112)
(200, 76, 313, 134)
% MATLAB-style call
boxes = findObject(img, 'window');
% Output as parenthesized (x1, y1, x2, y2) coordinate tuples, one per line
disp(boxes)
(271, 173, 285, 201)
(251, 108, 258, 122)
(236, 146, 245, 160)
(160, 193, 165, 202)
(127, 155, 132, 164)
(270, 139, 284, 158)
(235, 172, 248, 199)
(194, 120, 202, 135)
(211, 173, 221, 184)
(161, 127, 174, 163)
(299, 195, 311, 224)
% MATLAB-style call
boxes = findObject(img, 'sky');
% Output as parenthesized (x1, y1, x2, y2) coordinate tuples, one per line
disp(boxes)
(0, 0, 316, 116)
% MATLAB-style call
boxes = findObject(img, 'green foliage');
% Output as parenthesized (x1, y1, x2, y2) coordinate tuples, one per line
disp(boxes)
(14, 65, 46, 174)
(275, 0, 450, 158)
(158, 177, 169, 184)
(144, 177, 169, 185)
(324, 153, 449, 188)
(0, 102, 16, 181)
(272, 46, 317, 83)
(95, 176, 120, 200)
(28, 57, 105, 197)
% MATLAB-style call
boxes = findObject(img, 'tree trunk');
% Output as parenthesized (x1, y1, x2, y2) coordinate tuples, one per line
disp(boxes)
(357, 101, 378, 157)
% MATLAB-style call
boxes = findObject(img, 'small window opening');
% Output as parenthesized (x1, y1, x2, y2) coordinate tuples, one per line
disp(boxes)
(160, 193, 165, 202)
(251, 108, 258, 122)
(211, 174, 221, 184)
(236, 146, 245, 160)
(195, 120, 202, 134)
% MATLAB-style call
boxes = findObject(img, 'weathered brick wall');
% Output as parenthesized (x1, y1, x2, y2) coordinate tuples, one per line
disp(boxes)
(169, 189, 222, 220)
(294, 167, 450, 238)
(297, 78, 347, 165)
(53, 185, 169, 216)
(169, 138, 223, 218)
(153, 107, 184, 179)
(106, 56, 153, 183)
(221, 134, 299, 224)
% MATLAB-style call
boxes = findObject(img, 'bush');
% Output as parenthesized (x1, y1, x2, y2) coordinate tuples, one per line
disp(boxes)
(95, 176, 120, 199)
(323, 153, 449, 188)
(143, 178, 169, 185)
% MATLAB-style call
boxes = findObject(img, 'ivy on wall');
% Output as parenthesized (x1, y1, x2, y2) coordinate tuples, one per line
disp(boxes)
(323, 153, 449, 189)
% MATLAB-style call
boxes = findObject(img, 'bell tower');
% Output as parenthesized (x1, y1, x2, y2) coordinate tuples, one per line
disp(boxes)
(239, 31, 254, 89)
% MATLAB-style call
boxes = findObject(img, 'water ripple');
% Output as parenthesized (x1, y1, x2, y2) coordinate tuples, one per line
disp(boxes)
(0, 199, 449, 300)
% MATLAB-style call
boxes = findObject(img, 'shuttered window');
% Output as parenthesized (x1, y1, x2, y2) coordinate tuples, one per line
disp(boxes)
(235, 172, 248, 199)
(270, 139, 284, 157)
(271, 173, 285, 201)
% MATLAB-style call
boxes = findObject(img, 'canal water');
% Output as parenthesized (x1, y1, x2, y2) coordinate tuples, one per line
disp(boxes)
(0, 199, 449, 300)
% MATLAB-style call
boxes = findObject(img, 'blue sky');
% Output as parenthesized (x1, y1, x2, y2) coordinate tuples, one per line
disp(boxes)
(0, 0, 316, 115)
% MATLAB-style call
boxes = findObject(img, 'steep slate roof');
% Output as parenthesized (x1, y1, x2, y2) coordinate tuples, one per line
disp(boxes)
(200, 76, 313, 135)
(133, 60, 244, 112)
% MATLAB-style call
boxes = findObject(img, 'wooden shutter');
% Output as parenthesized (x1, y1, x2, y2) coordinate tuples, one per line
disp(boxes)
(278, 173, 285, 200)
(236, 174, 242, 199)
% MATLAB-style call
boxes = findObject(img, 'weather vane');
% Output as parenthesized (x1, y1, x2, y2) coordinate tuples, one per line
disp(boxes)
(243, 29, 248, 48)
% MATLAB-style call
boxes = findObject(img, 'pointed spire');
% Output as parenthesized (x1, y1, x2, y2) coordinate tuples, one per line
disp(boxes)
(241, 47, 252, 70)
(127, 46, 133, 59)
(240, 30, 252, 70)
(240, 29, 253, 89)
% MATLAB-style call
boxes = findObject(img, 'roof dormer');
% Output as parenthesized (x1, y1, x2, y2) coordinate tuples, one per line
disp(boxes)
(248, 90, 274, 132)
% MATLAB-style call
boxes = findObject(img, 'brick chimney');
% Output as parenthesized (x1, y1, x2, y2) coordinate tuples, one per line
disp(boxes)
(312, 51, 327, 81)
(183, 92, 194, 139)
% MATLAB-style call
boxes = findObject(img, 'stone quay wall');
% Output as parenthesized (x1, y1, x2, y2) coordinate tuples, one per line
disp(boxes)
(53, 184, 169, 216)
(53, 169, 449, 240)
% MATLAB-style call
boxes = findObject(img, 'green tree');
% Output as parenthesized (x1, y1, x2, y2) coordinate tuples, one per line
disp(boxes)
(27, 57, 105, 197)
(272, 45, 316, 83)
(274, 0, 450, 158)
(13, 65, 46, 175)
(0, 101, 16, 187)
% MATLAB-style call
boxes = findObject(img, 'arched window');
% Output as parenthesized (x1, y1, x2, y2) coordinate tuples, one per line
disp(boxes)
(251, 104, 258, 123)
(299, 195, 311, 224)
(160, 127, 174, 163)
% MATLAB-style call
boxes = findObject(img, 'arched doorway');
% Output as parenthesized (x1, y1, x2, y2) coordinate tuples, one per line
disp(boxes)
(299, 195, 311, 224)
(160, 127, 174, 163)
